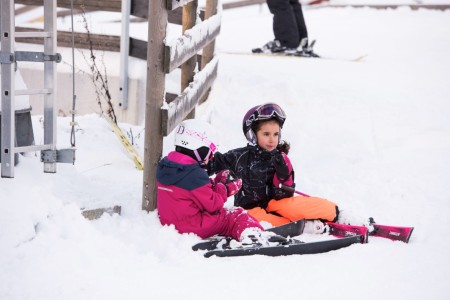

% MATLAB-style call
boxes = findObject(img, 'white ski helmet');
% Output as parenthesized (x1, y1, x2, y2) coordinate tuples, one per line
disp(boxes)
(174, 119, 218, 161)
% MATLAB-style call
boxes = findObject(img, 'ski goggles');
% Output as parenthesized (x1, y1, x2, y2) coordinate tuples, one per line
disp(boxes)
(246, 103, 286, 127)
(256, 103, 286, 120)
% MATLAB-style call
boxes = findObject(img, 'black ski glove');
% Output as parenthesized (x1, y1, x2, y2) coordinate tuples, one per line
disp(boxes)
(271, 150, 290, 182)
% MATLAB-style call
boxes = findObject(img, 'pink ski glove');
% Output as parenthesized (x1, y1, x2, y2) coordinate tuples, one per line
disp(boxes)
(212, 170, 230, 186)
(212, 170, 242, 197)
(224, 178, 242, 197)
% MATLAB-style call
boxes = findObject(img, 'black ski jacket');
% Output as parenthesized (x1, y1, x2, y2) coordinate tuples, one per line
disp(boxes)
(208, 145, 294, 210)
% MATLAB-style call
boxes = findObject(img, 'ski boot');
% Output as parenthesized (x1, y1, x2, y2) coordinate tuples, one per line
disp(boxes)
(236, 228, 289, 248)
(337, 210, 376, 233)
(252, 40, 297, 54)
(303, 220, 329, 234)
(298, 38, 320, 58)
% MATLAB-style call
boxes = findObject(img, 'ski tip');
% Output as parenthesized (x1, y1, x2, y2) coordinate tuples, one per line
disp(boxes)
(204, 251, 215, 258)
(404, 227, 414, 243)
(371, 224, 414, 243)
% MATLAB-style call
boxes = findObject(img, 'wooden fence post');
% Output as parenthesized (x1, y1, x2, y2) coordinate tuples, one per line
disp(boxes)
(181, 0, 198, 119)
(142, 0, 167, 211)
(199, 0, 218, 104)
(201, 0, 218, 70)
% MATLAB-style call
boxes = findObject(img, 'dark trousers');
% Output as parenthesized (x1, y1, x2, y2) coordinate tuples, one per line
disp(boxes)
(266, 0, 308, 48)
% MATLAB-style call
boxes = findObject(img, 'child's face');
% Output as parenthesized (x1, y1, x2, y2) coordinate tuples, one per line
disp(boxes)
(255, 120, 280, 152)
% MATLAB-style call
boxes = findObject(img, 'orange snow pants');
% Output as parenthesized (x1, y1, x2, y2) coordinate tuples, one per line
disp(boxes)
(247, 195, 338, 227)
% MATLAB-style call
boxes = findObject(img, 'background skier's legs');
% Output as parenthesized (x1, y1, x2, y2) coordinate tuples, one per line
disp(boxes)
(266, 0, 300, 48)
(290, 0, 308, 46)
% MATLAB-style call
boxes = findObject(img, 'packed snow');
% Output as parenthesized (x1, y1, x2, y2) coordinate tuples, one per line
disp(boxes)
(1, 2, 450, 300)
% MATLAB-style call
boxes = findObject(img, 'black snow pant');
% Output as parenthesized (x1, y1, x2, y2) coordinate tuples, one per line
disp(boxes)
(266, 0, 308, 48)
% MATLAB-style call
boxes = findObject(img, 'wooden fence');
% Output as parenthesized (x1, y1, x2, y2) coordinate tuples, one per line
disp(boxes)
(142, 0, 220, 211)
(15, 0, 221, 211)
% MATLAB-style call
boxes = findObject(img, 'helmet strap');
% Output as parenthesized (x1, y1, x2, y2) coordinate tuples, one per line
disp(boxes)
(245, 130, 257, 146)
(193, 148, 212, 163)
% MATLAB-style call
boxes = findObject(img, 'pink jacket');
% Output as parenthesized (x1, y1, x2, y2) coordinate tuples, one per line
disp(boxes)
(156, 151, 262, 239)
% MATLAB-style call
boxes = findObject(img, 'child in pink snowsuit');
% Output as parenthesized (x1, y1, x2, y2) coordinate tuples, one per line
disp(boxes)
(156, 119, 264, 241)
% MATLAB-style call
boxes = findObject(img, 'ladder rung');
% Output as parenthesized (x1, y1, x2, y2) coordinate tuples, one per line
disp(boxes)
(15, 88, 52, 96)
(15, 144, 53, 153)
(15, 31, 51, 38)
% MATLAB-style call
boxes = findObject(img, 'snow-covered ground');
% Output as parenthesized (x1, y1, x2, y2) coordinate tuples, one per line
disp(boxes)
(1, 3, 450, 300)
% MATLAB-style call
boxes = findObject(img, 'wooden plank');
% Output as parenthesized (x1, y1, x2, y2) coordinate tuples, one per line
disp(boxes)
(166, 0, 194, 11)
(15, 1, 183, 24)
(16, 0, 121, 11)
(168, 7, 183, 25)
(16, 26, 119, 51)
(165, 92, 178, 103)
(54, 7, 182, 24)
(129, 37, 147, 60)
(222, 0, 265, 10)
(15, 27, 147, 60)
(81, 205, 121, 220)
(199, 0, 217, 103)
(164, 11, 221, 73)
(131, 0, 148, 18)
(15, 5, 38, 15)
(162, 56, 218, 136)
(181, 0, 198, 119)
(56, 9, 84, 18)
(132, 0, 182, 21)
(200, 0, 217, 69)
(142, 0, 167, 212)
(128, 3, 184, 24)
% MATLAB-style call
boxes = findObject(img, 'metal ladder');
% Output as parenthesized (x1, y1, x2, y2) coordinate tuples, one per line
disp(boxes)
(1, 0, 74, 178)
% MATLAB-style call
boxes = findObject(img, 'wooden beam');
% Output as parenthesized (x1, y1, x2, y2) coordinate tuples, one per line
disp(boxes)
(54, 6, 183, 24)
(81, 206, 121, 220)
(16, 0, 121, 12)
(165, 92, 178, 103)
(199, 0, 218, 103)
(200, 0, 217, 69)
(142, 0, 167, 212)
(162, 56, 218, 136)
(131, 0, 182, 21)
(15, 5, 38, 15)
(164, 11, 221, 73)
(168, 7, 183, 25)
(16, 26, 118, 51)
(166, 0, 195, 11)
(15, 27, 147, 60)
(181, 0, 198, 119)
(222, 0, 265, 10)
(129, 37, 147, 60)
(15, 30, 202, 63)
(131, 0, 148, 18)
(15, 0, 182, 21)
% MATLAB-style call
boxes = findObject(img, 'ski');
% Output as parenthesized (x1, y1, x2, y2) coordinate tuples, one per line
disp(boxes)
(192, 219, 305, 252)
(220, 50, 368, 62)
(327, 222, 414, 243)
(327, 222, 370, 243)
(371, 224, 414, 243)
(252, 49, 320, 58)
(204, 235, 363, 258)
(193, 220, 413, 257)
(266, 218, 305, 237)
